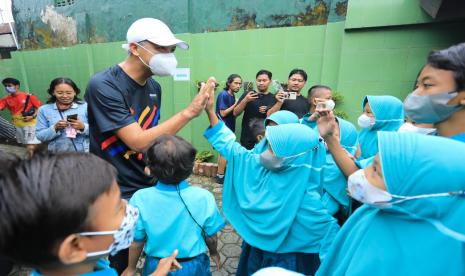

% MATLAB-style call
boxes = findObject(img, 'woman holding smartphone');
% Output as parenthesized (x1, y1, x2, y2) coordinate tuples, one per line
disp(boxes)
(36, 77, 89, 152)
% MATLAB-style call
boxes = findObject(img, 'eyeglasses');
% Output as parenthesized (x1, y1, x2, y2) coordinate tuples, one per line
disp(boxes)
(153, 43, 176, 53)
(137, 41, 176, 53)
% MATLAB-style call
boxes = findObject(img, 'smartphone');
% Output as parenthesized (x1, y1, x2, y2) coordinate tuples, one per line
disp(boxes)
(283, 91, 297, 100)
(67, 114, 78, 121)
(316, 100, 335, 111)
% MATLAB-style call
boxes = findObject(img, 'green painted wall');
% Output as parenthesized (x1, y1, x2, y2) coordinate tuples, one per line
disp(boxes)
(13, 0, 348, 49)
(337, 21, 465, 120)
(345, 0, 434, 29)
(2, 1, 464, 154)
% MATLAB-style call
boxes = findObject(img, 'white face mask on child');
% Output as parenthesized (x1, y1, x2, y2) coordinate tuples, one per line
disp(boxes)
(357, 114, 375, 129)
(347, 169, 392, 204)
(397, 122, 436, 135)
(80, 203, 139, 257)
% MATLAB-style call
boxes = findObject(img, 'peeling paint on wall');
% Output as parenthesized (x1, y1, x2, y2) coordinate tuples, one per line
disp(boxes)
(13, 0, 348, 49)
(40, 5, 77, 44)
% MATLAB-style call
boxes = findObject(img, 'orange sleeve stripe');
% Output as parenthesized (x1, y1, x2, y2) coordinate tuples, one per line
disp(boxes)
(101, 135, 118, 150)
(142, 107, 157, 130)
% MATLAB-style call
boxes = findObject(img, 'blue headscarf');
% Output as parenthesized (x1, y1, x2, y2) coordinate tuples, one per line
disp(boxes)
(317, 132, 465, 275)
(300, 115, 359, 214)
(321, 118, 358, 215)
(265, 110, 299, 126)
(358, 95, 404, 159)
(209, 123, 339, 255)
(253, 110, 299, 154)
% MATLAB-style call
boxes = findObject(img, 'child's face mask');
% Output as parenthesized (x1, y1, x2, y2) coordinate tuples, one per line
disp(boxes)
(259, 145, 316, 172)
(348, 169, 391, 204)
(80, 203, 139, 257)
(357, 114, 375, 129)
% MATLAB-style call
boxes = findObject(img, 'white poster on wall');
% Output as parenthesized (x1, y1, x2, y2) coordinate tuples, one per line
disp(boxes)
(173, 68, 190, 81)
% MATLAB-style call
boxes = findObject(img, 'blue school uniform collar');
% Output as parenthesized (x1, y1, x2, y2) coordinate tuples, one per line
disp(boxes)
(31, 258, 117, 276)
(156, 180, 189, 191)
(451, 132, 465, 143)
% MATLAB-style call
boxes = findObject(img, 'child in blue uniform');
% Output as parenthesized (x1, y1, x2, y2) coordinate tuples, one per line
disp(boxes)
(203, 78, 339, 275)
(0, 152, 180, 276)
(317, 132, 465, 275)
(125, 134, 225, 276)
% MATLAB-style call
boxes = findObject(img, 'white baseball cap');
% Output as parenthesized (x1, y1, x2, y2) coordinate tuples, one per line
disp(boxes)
(122, 18, 189, 50)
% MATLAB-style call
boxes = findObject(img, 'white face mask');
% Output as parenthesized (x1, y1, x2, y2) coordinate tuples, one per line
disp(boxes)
(80, 203, 139, 257)
(348, 169, 465, 206)
(347, 169, 392, 204)
(357, 114, 375, 129)
(398, 122, 436, 135)
(137, 43, 178, 76)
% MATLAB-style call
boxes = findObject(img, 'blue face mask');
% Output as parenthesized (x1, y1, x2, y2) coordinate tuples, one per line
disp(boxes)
(5, 86, 16, 94)
(404, 91, 462, 124)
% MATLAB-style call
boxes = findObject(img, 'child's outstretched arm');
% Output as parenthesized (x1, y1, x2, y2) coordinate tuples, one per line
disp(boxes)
(121, 241, 145, 276)
(206, 235, 222, 270)
(203, 77, 219, 128)
(204, 77, 250, 162)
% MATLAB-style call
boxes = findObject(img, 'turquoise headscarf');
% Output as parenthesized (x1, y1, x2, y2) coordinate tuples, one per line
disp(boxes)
(205, 122, 339, 255)
(321, 118, 358, 215)
(358, 95, 404, 159)
(317, 132, 465, 275)
(253, 110, 299, 154)
(300, 115, 359, 214)
(265, 110, 299, 126)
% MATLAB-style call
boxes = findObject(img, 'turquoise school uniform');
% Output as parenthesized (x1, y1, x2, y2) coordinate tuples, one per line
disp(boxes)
(317, 132, 465, 275)
(252, 110, 299, 154)
(301, 114, 358, 216)
(31, 259, 117, 276)
(358, 95, 404, 159)
(264, 110, 299, 126)
(321, 118, 358, 216)
(205, 122, 339, 274)
(130, 180, 225, 276)
(451, 132, 465, 143)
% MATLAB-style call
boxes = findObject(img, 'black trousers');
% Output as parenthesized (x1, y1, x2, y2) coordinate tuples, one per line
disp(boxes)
(109, 248, 129, 275)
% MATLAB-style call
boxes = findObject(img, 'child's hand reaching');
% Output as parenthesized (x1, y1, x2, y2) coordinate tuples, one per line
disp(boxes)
(150, 249, 182, 276)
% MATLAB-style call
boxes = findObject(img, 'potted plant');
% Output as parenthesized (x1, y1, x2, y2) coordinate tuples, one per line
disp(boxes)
(194, 150, 214, 176)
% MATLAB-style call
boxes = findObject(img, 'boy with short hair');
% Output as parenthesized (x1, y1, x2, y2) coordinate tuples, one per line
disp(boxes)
(125, 135, 225, 276)
(0, 152, 179, 276)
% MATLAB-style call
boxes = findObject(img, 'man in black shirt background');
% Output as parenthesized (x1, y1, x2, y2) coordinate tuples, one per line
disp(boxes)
(233, 69, 276, 149)
(267, 68, 310, 118)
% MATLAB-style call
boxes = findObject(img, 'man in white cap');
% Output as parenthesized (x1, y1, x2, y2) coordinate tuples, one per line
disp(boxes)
(84, 18, 214, 273)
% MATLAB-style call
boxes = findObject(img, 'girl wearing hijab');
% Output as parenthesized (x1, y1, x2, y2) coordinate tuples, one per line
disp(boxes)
(317, 132, 465, 275)
(203, 86, 339, 275)
(251, 110, 299, 154)
(301, 112, 358, 223)
(321, 118, 358, 222)
(316, 43, 465, 183)
(357, 95, 404, 159)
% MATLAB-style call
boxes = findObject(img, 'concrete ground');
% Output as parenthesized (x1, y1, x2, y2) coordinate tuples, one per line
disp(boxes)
(1, 144, 241, 276)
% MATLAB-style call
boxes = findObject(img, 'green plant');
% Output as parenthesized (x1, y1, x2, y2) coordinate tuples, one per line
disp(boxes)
(332, 91, 348, 119)
(195, 150, 213, 162)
